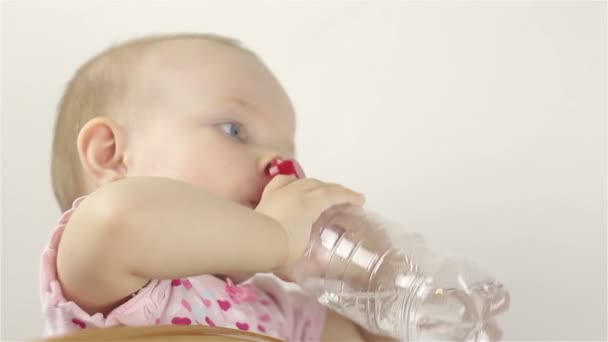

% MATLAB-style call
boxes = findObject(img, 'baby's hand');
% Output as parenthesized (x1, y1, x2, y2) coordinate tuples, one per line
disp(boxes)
(254, 175, 365, 272)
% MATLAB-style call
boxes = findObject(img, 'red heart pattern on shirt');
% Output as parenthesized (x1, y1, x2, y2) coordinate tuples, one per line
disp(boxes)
(205, 317, 216, 327)
(217, 299, 231, 311)
(71, 318, 86, 329)
(236, 322, 249, 331)
(171, 317, 192, 325)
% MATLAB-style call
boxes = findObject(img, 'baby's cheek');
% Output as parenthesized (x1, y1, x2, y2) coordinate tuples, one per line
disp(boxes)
(177, 161, 235, 196)
(165, 142, 256, 201)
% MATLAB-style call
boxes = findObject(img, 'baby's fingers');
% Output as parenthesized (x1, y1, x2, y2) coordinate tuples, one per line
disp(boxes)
(262, 175, 298, 194)
(307, 184, 365, 210)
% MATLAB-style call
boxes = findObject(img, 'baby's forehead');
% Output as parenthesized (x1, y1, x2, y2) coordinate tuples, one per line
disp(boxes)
(125, 38, 272, 101)
(121, 38, 262, 105)
(133, 37, 257, 74)
(122, 38, 296, 134)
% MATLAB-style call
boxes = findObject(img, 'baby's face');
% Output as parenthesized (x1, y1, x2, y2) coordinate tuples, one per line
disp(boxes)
(123, 40, 296, 208)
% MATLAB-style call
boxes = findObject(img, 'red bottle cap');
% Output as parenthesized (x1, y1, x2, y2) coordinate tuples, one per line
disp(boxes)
(266, 158, 306, 179)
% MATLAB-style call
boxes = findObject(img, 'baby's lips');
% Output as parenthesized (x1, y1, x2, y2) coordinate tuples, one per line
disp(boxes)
(266, 158, 306, 179)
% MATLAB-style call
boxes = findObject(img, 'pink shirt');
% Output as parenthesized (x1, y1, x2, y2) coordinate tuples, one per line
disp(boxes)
(40, 197, 326, 341)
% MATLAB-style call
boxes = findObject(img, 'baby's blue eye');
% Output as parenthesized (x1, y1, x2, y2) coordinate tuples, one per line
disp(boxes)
(219, 122, 246, 141)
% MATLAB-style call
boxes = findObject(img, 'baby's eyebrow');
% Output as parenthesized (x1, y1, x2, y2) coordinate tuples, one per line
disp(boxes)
(222, 96, 261, 115)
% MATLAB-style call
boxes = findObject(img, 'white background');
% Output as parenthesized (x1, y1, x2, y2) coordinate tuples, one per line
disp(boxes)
(1, 1, 606, 341)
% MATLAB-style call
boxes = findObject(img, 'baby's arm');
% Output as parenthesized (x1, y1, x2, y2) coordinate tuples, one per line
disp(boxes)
(57, 176, 287, 314)
(321, 310, 397, 342)
(57, 175, 364, 315)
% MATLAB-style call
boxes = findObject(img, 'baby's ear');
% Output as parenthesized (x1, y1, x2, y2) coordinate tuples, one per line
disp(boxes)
(77, 117, 128, 186)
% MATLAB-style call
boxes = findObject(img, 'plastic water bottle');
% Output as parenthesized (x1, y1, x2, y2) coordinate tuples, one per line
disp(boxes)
(267, 159, 511, 341)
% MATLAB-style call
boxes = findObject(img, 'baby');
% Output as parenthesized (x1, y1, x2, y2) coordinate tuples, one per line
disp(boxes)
(41, 33, 393, 341)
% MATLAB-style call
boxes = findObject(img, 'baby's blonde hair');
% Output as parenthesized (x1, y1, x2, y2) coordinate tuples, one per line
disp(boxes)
(51, 33, 254, 211)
